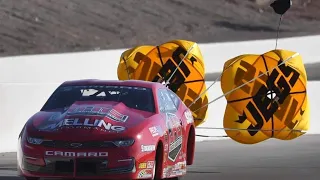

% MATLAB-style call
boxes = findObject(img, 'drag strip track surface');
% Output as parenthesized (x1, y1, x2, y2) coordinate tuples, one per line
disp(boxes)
(0, 135, 319, 180)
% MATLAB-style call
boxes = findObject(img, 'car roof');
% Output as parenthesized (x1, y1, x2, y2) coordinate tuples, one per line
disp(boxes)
(60, 79, 164, 90)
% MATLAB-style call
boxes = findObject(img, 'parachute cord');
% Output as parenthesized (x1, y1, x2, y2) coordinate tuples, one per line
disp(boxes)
(187, 57, 243, 109)
(195, 127, 306, 133)
(192, 52, 300, 113)
(164, 43, 195, 87)
(122, 56, 131, 80)
(275, 15, 283, 50)
(156, 46, 164, 67)
(196, 134, 229, 138)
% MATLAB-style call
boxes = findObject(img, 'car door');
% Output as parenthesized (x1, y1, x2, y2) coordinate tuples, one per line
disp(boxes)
(157, 88, 183, 163)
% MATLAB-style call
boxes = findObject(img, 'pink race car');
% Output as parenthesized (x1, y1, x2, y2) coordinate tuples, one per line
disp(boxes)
(17, 79, 196, 180)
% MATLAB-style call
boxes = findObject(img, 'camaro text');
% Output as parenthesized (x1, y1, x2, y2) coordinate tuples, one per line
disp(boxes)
(45, 151, 108, 157)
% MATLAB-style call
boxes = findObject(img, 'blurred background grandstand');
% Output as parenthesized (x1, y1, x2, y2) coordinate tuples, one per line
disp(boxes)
(0, 0, 319, 57)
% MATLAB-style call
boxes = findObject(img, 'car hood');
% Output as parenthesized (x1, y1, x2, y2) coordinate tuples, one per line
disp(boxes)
(28, 101, 155, 140)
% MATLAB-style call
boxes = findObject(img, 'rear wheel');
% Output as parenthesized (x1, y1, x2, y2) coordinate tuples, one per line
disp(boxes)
(186, 127, 195, 165)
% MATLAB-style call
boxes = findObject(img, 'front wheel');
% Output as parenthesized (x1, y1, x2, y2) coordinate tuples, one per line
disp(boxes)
(152, 144, 163, 180)
(152, 157, 157, 179)
(152, 144, 186, 180)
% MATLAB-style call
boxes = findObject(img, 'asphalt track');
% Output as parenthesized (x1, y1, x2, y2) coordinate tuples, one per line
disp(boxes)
(0, 134, 319, 180)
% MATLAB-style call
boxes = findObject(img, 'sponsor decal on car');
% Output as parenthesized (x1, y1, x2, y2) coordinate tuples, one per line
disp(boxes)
(178, 152, 187, 160)
(67, 106, 111, 116)
(184, 110, 194, 124)
(162, 161, 187, 178)
(138, 162, 147, 169)
(164, 132, 168, 142)
(147, 161, 154, 169)
(165, 113, 181, 129)
(38, 118, 125, 132)
(168, 136, 182, 162)
(141, 145, 156, 152)
(67, 106, 129, 122)
(138, 161, 154, 169)
(137, 169, 153, 179)
(162, 166, 169, 178)
(106, 109, 129, 122)
(177, 161, 187, 170)
(45, 151, 108, 157)
(164, 152, 167, 163)
(149, 126, 162, 137)
(164, 144, 169, 151)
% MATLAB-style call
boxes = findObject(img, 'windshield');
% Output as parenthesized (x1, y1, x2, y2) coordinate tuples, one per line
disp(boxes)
(41, 85, 155, 112)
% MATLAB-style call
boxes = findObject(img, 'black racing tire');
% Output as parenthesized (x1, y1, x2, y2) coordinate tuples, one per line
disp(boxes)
(153, 143, 164, 180)
(186, 126, 195, 165)
(153, 142, 186, 180)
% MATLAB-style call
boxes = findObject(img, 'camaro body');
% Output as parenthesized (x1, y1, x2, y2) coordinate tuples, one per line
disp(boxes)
(17, 79, 196, 179)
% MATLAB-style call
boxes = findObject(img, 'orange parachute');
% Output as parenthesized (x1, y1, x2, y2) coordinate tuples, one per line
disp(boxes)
(117, 40, 208, 126)
(220, 49, 309, 144)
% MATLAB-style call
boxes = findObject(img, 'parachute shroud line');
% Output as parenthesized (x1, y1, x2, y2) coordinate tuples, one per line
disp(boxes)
(122, 56, 131, 80)
(195, 127, 306, 133)
(188, 56, 243, 109)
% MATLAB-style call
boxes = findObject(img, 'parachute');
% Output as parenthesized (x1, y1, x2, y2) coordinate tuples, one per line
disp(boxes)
(116, 44, 311, 145)
(115, 0, 310, 145)
(220, 49, 309, 144)
(117, 40, 208, 126)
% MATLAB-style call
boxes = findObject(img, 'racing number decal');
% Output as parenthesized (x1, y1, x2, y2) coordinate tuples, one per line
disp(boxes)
(234, 60, 301, 136)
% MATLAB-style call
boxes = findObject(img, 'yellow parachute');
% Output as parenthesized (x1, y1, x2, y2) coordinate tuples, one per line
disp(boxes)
(220, 49, 309, 144)
(117, 40, 208, 126)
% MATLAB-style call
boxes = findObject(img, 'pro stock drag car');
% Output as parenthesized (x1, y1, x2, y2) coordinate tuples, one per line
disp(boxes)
(17, 79, 195, 180)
